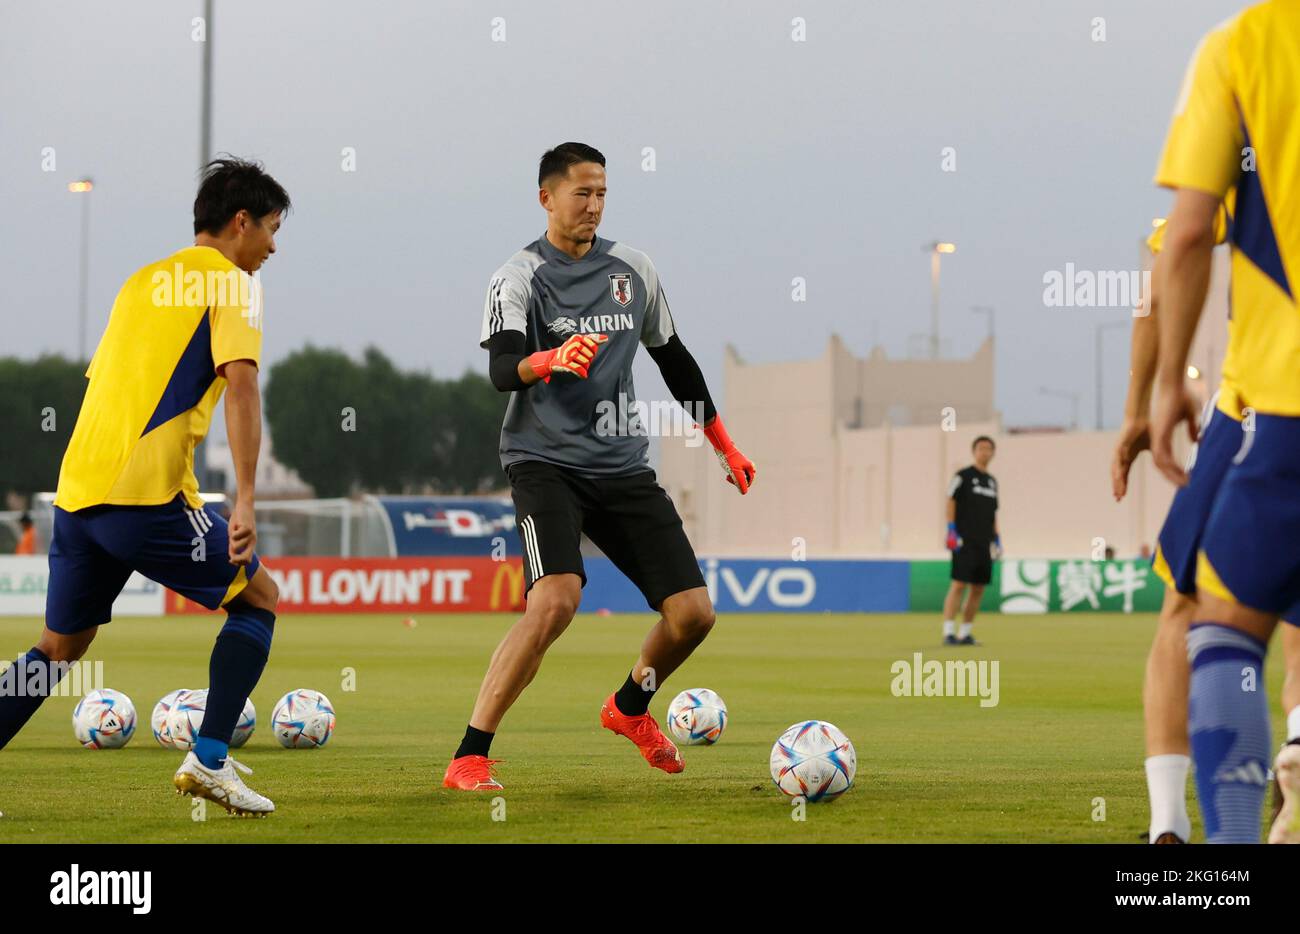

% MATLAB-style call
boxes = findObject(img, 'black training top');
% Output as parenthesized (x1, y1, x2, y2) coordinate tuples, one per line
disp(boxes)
(948, 466, 998, 544)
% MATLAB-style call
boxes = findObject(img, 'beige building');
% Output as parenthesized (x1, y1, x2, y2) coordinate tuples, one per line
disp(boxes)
(207, 433, 313, 500)
(657, 243, 1232, 559)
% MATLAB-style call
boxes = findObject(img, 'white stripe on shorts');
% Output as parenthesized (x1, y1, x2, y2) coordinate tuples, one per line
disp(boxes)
(521, 515, 543, 581)
(519, 516, 534, 579)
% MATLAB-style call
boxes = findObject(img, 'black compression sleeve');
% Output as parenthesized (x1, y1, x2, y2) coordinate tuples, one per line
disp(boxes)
(645, 334, 718, 424)
(485, 330, 528, 391)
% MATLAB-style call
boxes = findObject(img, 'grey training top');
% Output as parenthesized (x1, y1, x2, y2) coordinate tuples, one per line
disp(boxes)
(479, 233, 677, 476)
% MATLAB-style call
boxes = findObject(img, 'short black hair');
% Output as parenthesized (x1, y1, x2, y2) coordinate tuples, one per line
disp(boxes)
(538, 142, 605, 188)
(972, 435, 996, 451)
(193, 156, 291, 236)
(19, 513, 32, 527)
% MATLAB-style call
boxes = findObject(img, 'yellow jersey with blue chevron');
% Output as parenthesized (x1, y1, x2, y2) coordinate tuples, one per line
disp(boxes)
(54, 245, 264, 512)
(1155, 1, 1300, 416)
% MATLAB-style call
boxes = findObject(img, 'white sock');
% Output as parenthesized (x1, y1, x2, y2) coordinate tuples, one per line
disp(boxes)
(1287, 705, 1300, 743)
(942, 620, 956, 637)
(1145, 754, 1192, 842)
(958, 623, 973, 639)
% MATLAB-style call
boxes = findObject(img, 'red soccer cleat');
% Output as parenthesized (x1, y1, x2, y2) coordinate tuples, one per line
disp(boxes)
(442, 755, 504, 791)
(600, 694, 684, 774)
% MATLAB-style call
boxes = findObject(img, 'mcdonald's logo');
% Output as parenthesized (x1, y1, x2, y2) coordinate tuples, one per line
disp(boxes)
(490, 561, 525, 611)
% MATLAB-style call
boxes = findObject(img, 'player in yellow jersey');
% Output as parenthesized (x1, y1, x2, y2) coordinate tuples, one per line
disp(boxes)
(1149, 1, 1300, 843)
(1113, 203, 1300, 843)
(0, 158, 289, 816)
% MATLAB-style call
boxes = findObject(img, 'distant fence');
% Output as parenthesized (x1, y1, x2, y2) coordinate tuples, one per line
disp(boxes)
(12, 495, 518, 559)
(256, 496, 522, 558)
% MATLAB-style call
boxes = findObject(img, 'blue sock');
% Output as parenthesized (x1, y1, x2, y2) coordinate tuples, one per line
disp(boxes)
(194, 735, 228, 770)
(0, 649, 67, 751)
(1187, 623, 1271, 843)
(197, 605, 273, 769)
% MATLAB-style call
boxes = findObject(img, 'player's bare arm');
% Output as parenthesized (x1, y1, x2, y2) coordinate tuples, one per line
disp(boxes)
(222, 358, 261, 565)
(1151, 188, 1220, 486)
(1112, 250, 1161, 501)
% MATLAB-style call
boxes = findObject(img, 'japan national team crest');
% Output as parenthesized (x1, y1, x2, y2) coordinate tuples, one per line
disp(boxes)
(609, 273, 634, 308)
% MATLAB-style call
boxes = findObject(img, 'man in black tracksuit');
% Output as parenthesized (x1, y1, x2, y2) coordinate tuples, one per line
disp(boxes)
(942, 436, 1000, 645)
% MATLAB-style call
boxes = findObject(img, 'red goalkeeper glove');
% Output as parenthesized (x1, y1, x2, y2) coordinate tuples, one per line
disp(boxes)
(946, 523, 962, 551)
(528, 333, 609, 382)
(702, 416, 756, 494)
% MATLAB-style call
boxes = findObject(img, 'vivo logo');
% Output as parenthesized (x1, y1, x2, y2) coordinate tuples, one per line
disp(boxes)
(703, 559, 816, 608)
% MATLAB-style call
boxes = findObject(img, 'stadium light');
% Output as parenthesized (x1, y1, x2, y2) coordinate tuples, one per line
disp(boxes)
(69, 177, 94, 362)
(195, 0, 214, 491)
(924, 241, 956, 360)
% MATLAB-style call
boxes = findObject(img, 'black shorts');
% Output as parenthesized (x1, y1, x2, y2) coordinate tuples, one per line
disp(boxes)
(507, 460, 706, 611)
(951, 543, 993, 585)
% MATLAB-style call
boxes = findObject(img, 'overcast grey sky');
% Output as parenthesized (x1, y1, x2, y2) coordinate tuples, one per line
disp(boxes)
(0, 0, 1242, 430)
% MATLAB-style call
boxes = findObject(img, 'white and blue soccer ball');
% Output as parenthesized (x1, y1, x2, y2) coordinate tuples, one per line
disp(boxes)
(769, 720, 857, 802)
(164, 689, 208, 751)
(231, 698, 256, 749)
(151, 689, 188, 748)
(271, 689, 335, 749)
(72, 689, 137, 749)
(666, 688, 728, 745)
(161, 689, 255, 749)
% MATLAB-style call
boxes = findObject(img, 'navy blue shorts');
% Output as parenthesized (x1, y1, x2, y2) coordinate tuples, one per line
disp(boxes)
(1153, 396, 1242, 596)
(46, 495, 260, 634)
(1198, 412, 1300, 624)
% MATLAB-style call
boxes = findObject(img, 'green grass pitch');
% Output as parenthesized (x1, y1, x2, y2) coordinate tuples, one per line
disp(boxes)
(0, 612, 1289, 843)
